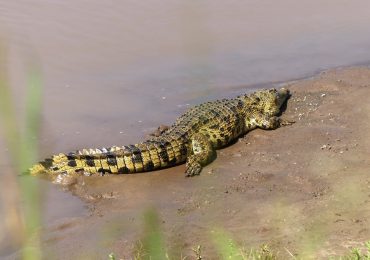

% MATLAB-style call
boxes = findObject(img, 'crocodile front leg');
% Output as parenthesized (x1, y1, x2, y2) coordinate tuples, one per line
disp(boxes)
(246, 112, 281, 130)
(256, 115, 295, 129)
(258, 115, 281, 130)
(185, 133, 215, 177)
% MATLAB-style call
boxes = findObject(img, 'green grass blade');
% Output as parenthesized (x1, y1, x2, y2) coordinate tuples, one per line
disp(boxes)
(0, 41, 43, 260)
(211, 229, 243, 260)
(141, 209, 167, 260)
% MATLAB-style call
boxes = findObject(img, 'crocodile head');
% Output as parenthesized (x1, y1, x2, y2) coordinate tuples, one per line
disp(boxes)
(254, 88, 290, 116)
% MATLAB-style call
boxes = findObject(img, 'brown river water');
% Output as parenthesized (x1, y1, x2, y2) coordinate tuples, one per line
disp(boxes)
(1, 0, 370, 256)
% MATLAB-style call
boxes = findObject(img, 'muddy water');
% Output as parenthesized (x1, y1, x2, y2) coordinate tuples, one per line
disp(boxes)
(1, 0, 370, 254)
(1, 1, 370, 150)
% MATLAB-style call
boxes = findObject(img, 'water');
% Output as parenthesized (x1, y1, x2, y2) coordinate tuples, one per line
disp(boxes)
(1, 0, 370, 247)
(1, 1, 370, 152)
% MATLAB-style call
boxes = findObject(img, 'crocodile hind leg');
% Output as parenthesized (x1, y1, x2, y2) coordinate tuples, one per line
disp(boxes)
(185, 133, 215, 177)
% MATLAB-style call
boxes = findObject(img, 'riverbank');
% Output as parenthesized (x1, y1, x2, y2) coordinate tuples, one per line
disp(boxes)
(7, 67, 370, 259)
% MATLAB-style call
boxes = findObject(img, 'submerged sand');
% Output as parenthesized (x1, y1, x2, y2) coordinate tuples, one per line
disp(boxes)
(7, 67, 370, 258)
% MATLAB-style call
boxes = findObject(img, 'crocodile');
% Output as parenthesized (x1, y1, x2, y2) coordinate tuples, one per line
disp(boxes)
(29, 88, 290, 177)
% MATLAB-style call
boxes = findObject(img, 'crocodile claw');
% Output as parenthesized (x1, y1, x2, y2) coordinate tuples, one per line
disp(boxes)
(280, 118, 295, 126)
(185, 161, 202, 177)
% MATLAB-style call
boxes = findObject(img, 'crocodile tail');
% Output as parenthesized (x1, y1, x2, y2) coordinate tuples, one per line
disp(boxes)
(29, 153, 77, 175)
(29, 159, 53, 175)
(29, 140, 188, 175)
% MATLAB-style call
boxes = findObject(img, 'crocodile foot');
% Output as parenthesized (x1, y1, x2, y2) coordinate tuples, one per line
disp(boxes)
(280, 118, 295, 126)
(185, 160, 202, 177)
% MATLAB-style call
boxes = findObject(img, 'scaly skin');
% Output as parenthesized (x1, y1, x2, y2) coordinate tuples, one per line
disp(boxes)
(29, 88, 290, 177)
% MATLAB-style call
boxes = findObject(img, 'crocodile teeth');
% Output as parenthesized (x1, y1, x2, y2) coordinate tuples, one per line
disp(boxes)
(101, 147, 108, 153)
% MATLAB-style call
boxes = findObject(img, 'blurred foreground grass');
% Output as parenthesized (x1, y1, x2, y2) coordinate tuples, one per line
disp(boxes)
(109, 208, 370, 260)
(0, 40, 369, 259)
(0, 41, 43, 259)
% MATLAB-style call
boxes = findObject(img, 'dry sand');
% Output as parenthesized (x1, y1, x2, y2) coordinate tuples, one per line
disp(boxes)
(7, 67, 370, 259)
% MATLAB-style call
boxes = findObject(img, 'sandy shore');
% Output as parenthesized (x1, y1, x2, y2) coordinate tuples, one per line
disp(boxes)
(6, 67, 370, 259)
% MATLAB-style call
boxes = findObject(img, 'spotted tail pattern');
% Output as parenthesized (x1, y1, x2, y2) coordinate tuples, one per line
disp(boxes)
(30, 139, 188, 175)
